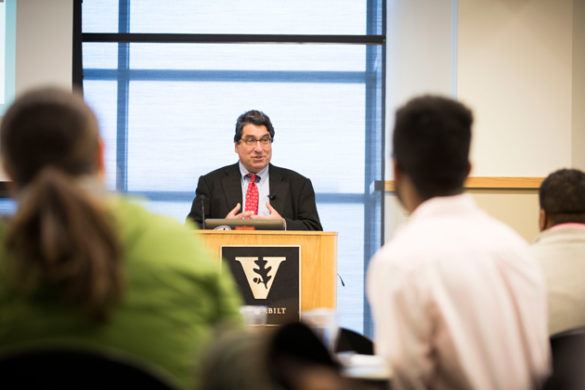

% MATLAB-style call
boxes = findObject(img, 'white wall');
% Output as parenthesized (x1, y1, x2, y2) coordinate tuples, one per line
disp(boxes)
(573, 0, 585, 170)
(0, 0, 73, 181)
(385, 0, 456, 178)
(458, 0, 573, 176)
(15, 0, 72, 94)
(385, 0, 581, 242)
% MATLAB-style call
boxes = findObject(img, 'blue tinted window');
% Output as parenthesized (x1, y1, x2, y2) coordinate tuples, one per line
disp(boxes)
(79, 0, 384, 335)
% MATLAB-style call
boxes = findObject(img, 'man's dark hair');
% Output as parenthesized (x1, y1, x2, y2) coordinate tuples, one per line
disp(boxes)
(539, 168, 585, 226)
(234, 110, 275, 142)
(392, 95, 473, 200)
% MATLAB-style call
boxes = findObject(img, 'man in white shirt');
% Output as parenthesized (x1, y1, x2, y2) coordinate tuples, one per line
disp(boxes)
(366, 95, 550, 390)
(532, 168, 585, 335)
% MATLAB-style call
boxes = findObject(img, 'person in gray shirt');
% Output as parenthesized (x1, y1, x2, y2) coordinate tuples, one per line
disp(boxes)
(532, 168, 585, 335)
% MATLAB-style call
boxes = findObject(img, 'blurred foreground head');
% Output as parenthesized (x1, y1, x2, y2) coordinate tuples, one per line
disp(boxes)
(0, 87, 119, 323)
(201, 322, 350, 390)
(0, 86, 102, 188)
(392, 95, 472, 210)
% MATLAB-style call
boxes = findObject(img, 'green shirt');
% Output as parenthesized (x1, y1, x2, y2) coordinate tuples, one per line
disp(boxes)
(0, 196, 243, 390)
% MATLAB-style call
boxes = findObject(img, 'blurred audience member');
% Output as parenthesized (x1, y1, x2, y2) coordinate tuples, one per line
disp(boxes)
(201, 322, 352, 390)
(533, 168, 585, 335)
(367, 95, 550, 390)
(0, 87, 243, 390)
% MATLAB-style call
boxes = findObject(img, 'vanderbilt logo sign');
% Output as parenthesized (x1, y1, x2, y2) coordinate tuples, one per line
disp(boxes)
(235, 257, 286, 299)
(222, 246, 300, 324)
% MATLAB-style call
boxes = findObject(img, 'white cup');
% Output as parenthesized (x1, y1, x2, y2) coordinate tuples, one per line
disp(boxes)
(302, 308, 339, 352)
(239, 305, 267, 326)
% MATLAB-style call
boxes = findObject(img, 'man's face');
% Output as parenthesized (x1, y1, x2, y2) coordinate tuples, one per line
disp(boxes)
(235, 123, 272, 173)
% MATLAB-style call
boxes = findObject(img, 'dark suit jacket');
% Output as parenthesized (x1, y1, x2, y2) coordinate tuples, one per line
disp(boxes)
(187, 163, 322, 231)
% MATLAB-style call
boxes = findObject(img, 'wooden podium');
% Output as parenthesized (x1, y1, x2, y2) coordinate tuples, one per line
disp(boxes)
(199, 230, 338, 311)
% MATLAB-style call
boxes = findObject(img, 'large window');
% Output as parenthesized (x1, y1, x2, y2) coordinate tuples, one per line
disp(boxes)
(76, 0, 385, 334)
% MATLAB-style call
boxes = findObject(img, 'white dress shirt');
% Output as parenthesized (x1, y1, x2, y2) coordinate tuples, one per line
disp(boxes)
(532, 223, 585, 335)
(367, 194, 550, 390)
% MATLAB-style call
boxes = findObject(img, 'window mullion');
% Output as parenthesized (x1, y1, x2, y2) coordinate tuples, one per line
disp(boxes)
(115, 0, 130, 192)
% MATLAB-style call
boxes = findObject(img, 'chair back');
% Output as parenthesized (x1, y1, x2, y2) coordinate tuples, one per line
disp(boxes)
(335, 327, 375, 355)
(0, 348, 178, 389)
(544, 326, 585, 390)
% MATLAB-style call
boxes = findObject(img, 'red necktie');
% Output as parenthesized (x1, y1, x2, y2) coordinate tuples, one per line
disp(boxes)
(245, 174, 259, 215)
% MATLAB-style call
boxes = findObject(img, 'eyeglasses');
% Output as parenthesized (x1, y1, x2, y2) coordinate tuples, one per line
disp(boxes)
(240, 136, 272, 146)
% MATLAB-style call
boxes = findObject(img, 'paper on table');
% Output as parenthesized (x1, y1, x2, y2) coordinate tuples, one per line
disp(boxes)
(337, 352, 391, 380)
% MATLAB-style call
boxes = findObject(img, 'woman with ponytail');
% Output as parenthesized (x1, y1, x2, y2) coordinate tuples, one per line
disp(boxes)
(0, 87, 243, 389)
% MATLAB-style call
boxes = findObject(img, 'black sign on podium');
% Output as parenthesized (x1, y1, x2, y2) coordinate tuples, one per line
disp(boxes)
(221, 245, 300, 324)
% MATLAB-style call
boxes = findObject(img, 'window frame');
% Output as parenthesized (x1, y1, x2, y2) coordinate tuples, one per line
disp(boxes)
(73, 0, 386, 335)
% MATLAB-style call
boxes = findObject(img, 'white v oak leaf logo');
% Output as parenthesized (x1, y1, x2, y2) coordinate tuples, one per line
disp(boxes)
(235, 256, 286, 299)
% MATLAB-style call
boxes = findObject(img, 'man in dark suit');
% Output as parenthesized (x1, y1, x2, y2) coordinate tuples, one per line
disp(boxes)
(187, 110, 322, 231)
